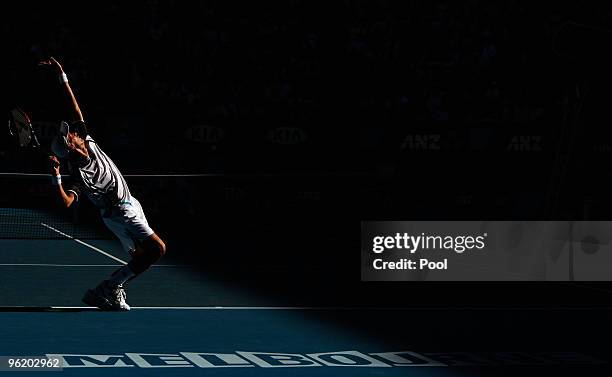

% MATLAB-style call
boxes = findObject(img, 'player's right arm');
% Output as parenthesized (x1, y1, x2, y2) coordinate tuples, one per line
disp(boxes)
(39, 57, 84, 122)
(49, 156, 77, 208)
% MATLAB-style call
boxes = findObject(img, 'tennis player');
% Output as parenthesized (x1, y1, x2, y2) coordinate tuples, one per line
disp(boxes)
(41, 57, 166, 311)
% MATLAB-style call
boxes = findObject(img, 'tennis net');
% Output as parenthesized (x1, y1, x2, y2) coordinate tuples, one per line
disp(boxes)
(0, 173, 112, 239)
(0, 170, 370, 240)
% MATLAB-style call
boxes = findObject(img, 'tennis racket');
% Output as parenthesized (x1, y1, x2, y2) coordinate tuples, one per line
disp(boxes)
(7, 107, 58, 168)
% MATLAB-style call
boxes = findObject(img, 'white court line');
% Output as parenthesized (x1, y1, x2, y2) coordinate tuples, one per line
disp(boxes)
(27, 306, 612, 311)
(44, 306, 320, 310)
(0, 264, 186, 267)
(40, 223, 128, 265)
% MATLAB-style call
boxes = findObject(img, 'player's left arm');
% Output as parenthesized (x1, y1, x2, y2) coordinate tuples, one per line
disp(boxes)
(39, 57, 84, 123)
(49, 156, 78, 208)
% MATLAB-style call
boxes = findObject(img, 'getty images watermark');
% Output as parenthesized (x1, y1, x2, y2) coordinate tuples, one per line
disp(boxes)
(371, 231, 487, 271)
(361, 221, 492, 281)
(361, 221, 612, 281)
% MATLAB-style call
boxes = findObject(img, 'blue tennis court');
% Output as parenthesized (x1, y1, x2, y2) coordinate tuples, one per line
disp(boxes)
(1, 231, 612, 377)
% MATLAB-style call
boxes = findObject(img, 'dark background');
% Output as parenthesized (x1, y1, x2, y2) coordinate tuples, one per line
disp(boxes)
(2, 1, 612, 306)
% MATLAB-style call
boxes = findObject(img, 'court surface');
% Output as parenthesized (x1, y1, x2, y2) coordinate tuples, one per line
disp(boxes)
(1, 235, 611, 377)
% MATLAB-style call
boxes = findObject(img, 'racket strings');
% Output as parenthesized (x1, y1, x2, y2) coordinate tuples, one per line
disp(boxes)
(8, 109, 33, 147)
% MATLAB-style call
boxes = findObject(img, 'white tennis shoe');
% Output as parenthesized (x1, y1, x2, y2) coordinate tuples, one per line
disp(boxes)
(82, 280, 130, 311)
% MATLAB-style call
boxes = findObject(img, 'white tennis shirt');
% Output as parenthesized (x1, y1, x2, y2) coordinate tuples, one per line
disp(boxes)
(75, 135, 132, 209)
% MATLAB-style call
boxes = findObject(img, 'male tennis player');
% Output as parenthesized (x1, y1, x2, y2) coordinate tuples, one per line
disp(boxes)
(41, 57, 166, 311)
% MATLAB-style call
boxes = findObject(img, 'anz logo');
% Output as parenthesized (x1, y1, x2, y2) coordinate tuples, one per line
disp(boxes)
(507, 136, 542, 152)
(184, 125, 225, 144)
(267, 127, 308, 145)
(400, 134, 441, 151)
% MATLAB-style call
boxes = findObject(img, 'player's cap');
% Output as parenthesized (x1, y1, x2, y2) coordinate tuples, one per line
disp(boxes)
(51, 121, 70, 159)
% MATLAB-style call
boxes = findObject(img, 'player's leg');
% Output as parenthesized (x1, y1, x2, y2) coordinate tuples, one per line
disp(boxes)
(110, 233, 166, 286)
(82, 212, 134, 310)
(102, 216, 140, 288)
(83, 199, 160, 310)
(103, 198, 166, 288)
(127, 232, 166, 275)
(120, 197, 166, 281)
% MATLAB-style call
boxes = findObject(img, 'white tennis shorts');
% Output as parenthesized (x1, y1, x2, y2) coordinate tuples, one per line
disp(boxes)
(102, 197, 154, 255)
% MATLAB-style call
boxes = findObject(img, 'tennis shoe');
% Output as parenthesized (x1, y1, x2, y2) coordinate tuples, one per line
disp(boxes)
(82, 280, 130, 311)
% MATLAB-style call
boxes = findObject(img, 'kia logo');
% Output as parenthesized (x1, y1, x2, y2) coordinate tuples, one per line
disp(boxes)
(267, 127, 308, 145)
(184, 125, 225, 143)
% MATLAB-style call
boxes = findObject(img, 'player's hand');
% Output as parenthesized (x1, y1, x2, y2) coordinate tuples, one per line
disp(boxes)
(49, 156, 61, 176)
(38, 57, 64, 73)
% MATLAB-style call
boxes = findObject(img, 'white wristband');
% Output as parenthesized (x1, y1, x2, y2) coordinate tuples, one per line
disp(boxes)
(60, 73, 68, 83)
(51, 175, 62, 186)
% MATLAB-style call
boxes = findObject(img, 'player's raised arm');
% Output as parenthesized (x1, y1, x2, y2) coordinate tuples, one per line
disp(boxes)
(39, 57, 84, 122)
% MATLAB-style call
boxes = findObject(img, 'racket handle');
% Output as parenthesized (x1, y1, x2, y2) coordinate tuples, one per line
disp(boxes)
(31, 132, 41, 148)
